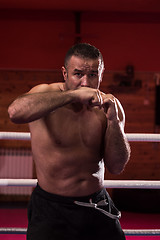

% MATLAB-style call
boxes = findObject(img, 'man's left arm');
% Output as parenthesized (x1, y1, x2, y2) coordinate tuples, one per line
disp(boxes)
(102, 93, 131, 174)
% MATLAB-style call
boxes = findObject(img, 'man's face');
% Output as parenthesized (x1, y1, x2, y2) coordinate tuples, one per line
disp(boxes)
(62, 56, 103, 90)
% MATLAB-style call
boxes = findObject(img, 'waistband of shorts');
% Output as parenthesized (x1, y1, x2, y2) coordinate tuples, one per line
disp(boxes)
(33, 183, 106, 204)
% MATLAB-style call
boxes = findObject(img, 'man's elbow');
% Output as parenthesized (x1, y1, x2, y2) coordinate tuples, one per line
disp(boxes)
(107, 164, 125, 175)
(106, 155, 130, 175)
(8, 104, 22, 124)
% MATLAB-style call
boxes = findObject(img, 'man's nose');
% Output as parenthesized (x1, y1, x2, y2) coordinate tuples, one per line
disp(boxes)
(81, 75, 89, 87)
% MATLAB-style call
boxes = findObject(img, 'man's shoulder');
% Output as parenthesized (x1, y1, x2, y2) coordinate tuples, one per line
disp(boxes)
(28, 82, 65, 94)
(49, 82, 65, 91)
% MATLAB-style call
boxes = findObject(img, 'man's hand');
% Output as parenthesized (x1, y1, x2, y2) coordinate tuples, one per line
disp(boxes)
(74, 87, 103, 107)
(100, 92, 125, 125)
(73, 87, 124, 124)
(101, 93, 119, 121)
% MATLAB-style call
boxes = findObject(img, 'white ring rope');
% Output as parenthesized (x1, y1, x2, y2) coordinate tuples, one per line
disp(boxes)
(0, 132, 160, 142)
(126, 133, 160, 142)
(0, 132, 30, 140)
(1, 179, 160, 189)
(0, 179, 37, 187)
(104, 180, 160, 189)
(0, 228, 27, 234)
(124, 229, 160, 236)
(0, 228, 160, 236)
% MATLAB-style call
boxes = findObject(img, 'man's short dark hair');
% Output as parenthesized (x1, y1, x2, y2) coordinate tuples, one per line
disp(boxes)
(64, 43, 104, 69)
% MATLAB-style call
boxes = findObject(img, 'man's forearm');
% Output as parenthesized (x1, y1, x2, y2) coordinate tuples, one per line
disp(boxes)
(8, 90, 74, 124)
(104, 119, 130, 174)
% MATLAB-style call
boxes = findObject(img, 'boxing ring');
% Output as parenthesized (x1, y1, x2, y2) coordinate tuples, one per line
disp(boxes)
(0, 131, 160, 237)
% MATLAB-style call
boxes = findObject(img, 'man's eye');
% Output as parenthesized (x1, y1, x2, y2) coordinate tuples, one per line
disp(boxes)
(75, 73, 82, 77)
(89, 74, 97, 78)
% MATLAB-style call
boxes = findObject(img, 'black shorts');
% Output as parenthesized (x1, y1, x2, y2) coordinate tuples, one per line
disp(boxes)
(27, 184, 126, 240)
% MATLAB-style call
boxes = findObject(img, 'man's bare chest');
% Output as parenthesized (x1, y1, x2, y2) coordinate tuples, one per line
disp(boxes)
(45, 106, 107, 148)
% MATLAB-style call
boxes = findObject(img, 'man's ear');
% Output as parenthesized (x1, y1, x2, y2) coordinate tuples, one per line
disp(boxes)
(61, 66, 67, 81)
(100, 68, 104, 82)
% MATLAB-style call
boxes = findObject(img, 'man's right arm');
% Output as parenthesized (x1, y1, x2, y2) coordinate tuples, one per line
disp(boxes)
(8, 84, 102, 124)
(8, 83, 75, 124)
